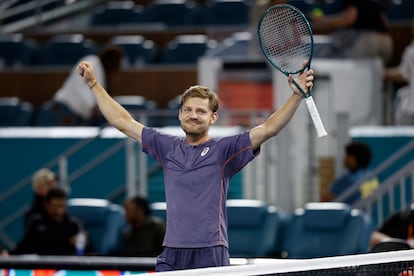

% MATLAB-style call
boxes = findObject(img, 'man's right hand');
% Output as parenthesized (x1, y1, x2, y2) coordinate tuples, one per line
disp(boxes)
(77, 61, 96, 89)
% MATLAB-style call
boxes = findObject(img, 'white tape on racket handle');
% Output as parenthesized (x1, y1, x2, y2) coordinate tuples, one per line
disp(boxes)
(305, 96, 328, 138)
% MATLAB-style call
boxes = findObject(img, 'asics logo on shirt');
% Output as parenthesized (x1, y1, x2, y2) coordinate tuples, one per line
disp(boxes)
(201, 147, 210, 156)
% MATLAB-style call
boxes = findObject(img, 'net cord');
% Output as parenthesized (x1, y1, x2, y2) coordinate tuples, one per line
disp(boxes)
(151, 250, 414, 276)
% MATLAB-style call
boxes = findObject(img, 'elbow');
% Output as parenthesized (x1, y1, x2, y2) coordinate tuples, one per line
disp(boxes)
(108, 115, 132, 131)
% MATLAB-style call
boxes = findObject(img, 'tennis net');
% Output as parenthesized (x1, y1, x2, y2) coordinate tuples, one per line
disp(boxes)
(151, 249, 414, 275)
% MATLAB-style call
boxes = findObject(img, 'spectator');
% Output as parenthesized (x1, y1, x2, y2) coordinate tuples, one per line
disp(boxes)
(321, 141, 379, 204)
(384, 21, 414, 125)
(25, 168, 57, 229)
(370, 205, 414, 250)
(12, 187, 89, 256)
(51, 44, 123, 126)
(122, 195, 165, 257)
(311, 0, 393, 65)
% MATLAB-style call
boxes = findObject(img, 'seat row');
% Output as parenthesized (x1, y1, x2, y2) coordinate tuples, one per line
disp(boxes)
(0, 33, 217, 68)
(150, 200, 373, 258)
(91, 0, 413, 28)
(90, 0, 251, 27)
(0, 96, 181, 127)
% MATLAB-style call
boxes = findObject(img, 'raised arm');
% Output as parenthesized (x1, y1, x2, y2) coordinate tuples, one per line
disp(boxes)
(249, 65, 314, 150)
(78, 61, 144, 143)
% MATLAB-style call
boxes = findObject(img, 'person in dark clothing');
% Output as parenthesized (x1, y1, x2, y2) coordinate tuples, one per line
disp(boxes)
(321, 141, 379, 204)
(13, 187, 87, 256)
(122, 195, 165, 257)
(24, 168, 57, 229)
(311, 0, 393, 65)
(371, 205, 414, 249)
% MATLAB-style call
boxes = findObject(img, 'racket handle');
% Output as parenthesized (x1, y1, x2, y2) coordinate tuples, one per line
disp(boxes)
(305, 96, 328, 138)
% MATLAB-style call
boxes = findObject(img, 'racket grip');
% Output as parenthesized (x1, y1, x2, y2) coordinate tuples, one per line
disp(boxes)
(305, 96, 328, 138)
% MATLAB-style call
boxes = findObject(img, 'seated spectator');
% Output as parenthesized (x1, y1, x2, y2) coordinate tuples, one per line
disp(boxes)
(384, 21, 414, 125)
(25, 168, 57, 229)
(51, 44, 123, 126)
(370, 205, 414, 250)
(122, 195, 165, 257)
(12, 187, 90, 256)
(321, 141, 379, 204)
(310, 0, 393, 65)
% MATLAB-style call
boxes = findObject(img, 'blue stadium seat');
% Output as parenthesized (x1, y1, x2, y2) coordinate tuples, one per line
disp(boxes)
(320, 0, 344, 15)
(114, 95, 161, 127)
(199, 0, 251, 26)
(90, 1, 144, 26)
(161, 34, 217, 64)
(0, 34, 37, 67)
(387, 0, 414, 22)
(34, 100, 81, 126)
(227, 199, 286, 257)
(162, 95, 181, 126)
(34, 34, 96, 66)
(0, 97, 34, 126)
(282, 202, 373, 259)
(67, 198, 126, 256)
(205, 31, 252, 58)
(142, 0, 196, 26)
(110, 35, 159, 66)
(150, 201, 167, 222)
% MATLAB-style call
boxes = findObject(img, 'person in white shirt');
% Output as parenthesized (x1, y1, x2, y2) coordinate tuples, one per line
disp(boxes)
(52, 45, 123, 125)
(385, 22, 414, 125)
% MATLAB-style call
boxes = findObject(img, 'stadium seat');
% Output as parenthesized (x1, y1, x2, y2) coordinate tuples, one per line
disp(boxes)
(67, 198, 126, 256)
(114, 95, 161, 126)
(34, 100, 81, 126)
(0, 34, 37, 67)
(34, 34, 96, 66)
(161, 34, 217, 64)
(205, 31, 252, 58)
(162, 95, 181, 126)
(287, 0, 317, 16)
(282, 202, 374, 259)
(199, 0, 251, 26)
(0, 97, 34, 126)
(320, 0, 344, 15)
(110, 35, 159, 66)
(150, 201, 167, 222)
(90, 1, 144, 26)
(387, 0, 414, 22)
(142, 0, 196, 26)
(227, 199, 286, 257)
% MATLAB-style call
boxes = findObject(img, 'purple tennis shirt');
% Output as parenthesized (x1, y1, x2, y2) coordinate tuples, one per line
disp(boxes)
(142, 127, 260, 248)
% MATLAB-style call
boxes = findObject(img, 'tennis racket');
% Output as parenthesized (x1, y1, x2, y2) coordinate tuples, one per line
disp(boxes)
(257, 4, 328, 138)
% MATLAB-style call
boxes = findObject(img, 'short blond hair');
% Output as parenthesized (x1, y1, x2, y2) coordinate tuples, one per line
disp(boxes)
(181, 85, 219, 113)
(32, 168, 56, 190)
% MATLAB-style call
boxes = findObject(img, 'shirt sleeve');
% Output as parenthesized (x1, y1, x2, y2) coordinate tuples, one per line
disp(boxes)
(218, 131, 260, 177)
(141, 127, 178, 162)
(400, 45, 414, 81)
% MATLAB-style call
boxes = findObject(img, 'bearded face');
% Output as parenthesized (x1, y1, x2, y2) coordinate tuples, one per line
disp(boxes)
(179, 97, 217, 137)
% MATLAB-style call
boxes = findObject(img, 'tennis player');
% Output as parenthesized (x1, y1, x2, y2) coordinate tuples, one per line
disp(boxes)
(77, 61, 314, 271)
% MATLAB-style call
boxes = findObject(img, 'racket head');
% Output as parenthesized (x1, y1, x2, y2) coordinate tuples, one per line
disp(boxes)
(257, 4, 314, 75)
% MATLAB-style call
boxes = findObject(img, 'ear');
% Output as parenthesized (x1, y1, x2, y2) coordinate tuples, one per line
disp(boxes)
(210, 112, 218, 125)
(178, 108, 183, 122)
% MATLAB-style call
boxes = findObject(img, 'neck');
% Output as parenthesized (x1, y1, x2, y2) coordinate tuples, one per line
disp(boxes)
(186, 133, 210, 146)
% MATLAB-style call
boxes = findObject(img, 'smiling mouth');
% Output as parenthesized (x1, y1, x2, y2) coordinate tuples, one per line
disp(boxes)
(187, 120, 200, 125)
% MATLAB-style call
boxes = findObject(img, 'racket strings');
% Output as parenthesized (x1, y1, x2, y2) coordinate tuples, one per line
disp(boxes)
(258, 7, 312, 73)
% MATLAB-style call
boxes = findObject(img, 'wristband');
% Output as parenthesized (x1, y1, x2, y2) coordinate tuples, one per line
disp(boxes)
(88, 80, 97, 89)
